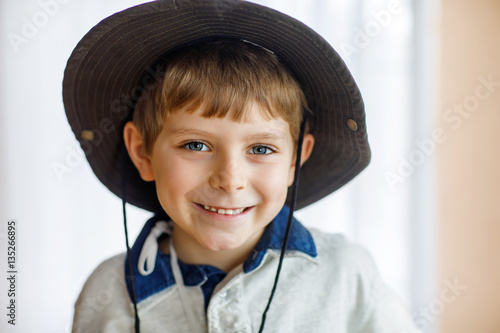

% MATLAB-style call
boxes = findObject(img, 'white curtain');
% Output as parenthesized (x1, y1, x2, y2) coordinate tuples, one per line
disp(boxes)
(0, 0, 438, 332)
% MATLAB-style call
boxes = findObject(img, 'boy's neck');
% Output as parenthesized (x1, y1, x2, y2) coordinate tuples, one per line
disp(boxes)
(159, 225, 265, 273)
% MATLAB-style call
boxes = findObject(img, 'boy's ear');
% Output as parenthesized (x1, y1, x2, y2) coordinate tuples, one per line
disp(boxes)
(288, 133, 315, 186)
(123, 121, 155, 181)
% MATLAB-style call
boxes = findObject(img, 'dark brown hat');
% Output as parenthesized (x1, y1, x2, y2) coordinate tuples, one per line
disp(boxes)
(63, 0, 370, 213)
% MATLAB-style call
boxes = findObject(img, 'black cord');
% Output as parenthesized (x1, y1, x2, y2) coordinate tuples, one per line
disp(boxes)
(121, 144, 141, 333)
(258, 117, 307, 333)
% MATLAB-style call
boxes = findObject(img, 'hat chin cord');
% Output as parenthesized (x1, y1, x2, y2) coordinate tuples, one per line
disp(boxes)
(121, 144, 141, 332)
(258, 116, 307, 333)
(120, 117, 307, 333)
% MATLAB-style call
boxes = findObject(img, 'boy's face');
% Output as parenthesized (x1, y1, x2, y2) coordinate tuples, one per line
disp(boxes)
(125, 103, 314, 264)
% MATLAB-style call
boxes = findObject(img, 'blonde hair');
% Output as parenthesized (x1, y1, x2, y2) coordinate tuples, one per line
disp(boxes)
(133, 39, 308, 154)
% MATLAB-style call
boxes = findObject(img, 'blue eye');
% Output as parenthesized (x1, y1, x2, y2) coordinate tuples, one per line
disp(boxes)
(250, 146, 273, 155)
(185, 142, 209, 151)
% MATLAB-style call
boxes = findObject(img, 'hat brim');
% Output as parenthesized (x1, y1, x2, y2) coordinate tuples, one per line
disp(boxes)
(63, 0, 370, 213)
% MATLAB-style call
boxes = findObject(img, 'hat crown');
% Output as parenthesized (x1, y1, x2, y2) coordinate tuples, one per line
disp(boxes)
(63, 0, 369, 212)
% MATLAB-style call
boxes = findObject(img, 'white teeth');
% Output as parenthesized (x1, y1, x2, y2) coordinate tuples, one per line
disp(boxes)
(204, 205, 217, 212)
(202, 205, 245, 215)
(204, 205, 212, 211)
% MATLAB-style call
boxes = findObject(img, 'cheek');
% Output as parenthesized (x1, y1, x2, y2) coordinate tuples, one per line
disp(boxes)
(253, 162, 292, 201)
(152, 154, 203, 202)
(287, 164, 296, 186)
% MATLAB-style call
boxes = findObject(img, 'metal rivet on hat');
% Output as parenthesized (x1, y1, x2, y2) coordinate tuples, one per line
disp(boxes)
(346, 119, 358, 132)
(81, 130, 94, 141)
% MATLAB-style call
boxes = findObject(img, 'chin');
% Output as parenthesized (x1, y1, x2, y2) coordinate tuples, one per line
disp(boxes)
(199, 236, 245, 252)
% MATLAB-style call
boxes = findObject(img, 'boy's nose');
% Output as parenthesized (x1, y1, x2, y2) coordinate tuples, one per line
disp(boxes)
(208, 157, 247, 193)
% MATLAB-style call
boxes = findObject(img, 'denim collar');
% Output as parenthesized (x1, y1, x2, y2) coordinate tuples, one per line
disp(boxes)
(125, 205, 317, 303)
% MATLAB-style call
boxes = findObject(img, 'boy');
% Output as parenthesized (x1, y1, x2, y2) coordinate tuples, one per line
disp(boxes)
(63, 1, 421, 332)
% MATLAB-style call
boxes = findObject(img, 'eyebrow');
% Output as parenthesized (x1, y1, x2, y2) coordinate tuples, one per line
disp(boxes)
(171, 127, 287, 141)
(246, 130, 287, 141)
(170, 128, 214, 138)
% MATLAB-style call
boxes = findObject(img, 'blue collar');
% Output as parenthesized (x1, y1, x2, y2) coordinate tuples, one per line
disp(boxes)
(125, 205, 317, 303)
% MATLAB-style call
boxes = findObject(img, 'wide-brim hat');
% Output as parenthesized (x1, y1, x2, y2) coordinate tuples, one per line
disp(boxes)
(63, 0, 370, 213)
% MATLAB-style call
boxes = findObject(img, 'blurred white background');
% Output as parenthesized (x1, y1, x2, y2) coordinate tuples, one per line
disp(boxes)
(0, 0, 440, 332)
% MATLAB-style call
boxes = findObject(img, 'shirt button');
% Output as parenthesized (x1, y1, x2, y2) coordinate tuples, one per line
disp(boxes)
(219, 291, 227, 298)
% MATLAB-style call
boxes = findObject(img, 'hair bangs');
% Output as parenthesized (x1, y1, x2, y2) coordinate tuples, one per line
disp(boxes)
(133, 39, 307, 154)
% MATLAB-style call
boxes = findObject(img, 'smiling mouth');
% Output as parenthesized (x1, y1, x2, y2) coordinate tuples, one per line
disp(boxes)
(197, 203, 250, 215)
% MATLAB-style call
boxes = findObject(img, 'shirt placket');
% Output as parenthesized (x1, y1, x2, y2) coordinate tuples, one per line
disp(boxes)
(207, 275, 251, 333)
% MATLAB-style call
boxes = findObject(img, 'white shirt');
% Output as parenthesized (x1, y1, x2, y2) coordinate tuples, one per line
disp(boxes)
(72, 209, 421, 333)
